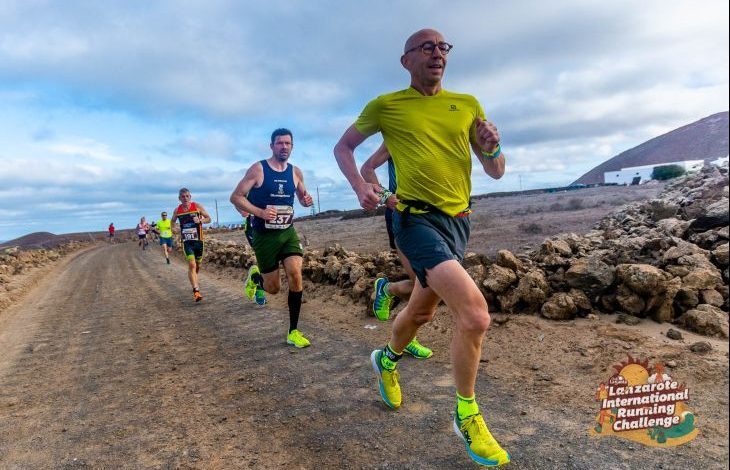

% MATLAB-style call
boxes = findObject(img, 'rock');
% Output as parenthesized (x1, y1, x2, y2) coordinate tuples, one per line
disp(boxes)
(616, 313, 641, 326)
(713, 243, 729, 267)
(655, 218, 690, 238)
(567, 288, 592, 312)
(540, 292, 577, 320)
(495, 250, 524, 272)
(541, 239, 572, 257)
(678, 304, 729, 338)
(615, 285, 646, 315)
(504, 270, 549, 313)
(700, 289, 725, 307)
(681, 267, 723, 291)
(689, 341, 713, 354)
(616, 264, 669, 296)
(675, 288, 700, 309)
(666, 328, 683, 340)
(565, 256, 615, 295)
(648, 200, 679, 221)
(689, 198, 729, 232)
(661, 241, 708, 264)
(482, 265, 517, 294)
(466, 264, 487, 286)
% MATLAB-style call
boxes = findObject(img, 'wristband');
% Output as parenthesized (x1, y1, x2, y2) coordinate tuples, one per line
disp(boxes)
(377, 189, 393, 206)
(481, 143, 501, 160)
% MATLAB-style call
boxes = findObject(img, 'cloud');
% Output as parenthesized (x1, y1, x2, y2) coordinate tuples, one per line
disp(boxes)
(0, 0, 727, 240)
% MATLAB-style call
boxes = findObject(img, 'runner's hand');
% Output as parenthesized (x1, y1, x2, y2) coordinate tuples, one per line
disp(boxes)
(475, 117, 500, 153)
(300, 192, 314, 207)
(260, 206, 277, 221)
(355, 182, 381, 211)
(385, 194, 399, 210)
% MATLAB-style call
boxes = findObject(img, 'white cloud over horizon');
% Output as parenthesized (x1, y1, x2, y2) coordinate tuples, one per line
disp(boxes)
(0, 0, 728, 240)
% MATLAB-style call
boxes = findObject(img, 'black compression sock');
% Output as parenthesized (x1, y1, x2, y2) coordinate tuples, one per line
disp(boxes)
(288, 290, 303, 332)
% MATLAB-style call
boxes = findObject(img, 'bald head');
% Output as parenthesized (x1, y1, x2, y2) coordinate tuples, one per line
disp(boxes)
(404, 28, 444, 53)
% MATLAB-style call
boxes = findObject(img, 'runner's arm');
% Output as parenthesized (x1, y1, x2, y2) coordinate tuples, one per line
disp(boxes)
(359, 142, 389, 189)
(293, 166, 313, 207)
(230, 163, 275, 220)
(333, 125, 381, 211)
(360, 143, 398, 209)
(194, 204, 212, 224)
(471, 117, 505, 179)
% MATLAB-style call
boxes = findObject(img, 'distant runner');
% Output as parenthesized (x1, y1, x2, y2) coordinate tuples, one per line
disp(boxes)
(334, 29, 509, 466)
(108, 223, 115, 241)
(136, 217, 149, 250)
(171, 188, 212, 302)
(230, 128, 314, 348)
(360, 143, 433, 360)
(156, 211, 174, 264)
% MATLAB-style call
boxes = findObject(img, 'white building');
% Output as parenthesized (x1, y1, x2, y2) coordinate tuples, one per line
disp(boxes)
(603, 160, 705, 185)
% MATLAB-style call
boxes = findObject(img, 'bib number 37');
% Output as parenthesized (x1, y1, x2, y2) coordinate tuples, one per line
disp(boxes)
(265, 205, 294, 229)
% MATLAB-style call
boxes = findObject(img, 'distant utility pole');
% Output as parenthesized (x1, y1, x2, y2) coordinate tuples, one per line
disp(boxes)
(316, 185, 321, 214)
(519, 174, 523, 191)
(214, 199, 219, 227)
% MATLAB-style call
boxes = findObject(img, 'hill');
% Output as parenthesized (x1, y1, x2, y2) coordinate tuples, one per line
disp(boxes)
(573, 111, 729, 185)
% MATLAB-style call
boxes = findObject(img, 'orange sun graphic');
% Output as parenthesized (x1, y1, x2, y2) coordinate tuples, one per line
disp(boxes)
(612, 355, 650, 386)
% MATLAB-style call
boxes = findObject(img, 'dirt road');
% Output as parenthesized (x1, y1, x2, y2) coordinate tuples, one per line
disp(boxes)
(0, 242, 726, 469)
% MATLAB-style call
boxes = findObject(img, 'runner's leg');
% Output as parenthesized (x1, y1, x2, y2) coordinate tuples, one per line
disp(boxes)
(283, 256, 304, 332)
(422, 259, 490, 397)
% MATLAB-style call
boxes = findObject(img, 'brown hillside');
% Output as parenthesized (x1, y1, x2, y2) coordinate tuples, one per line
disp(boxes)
(573, 111, 728, 185)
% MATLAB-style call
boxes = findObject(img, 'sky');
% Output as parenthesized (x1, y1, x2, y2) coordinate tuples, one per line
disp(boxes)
(1, 0, 728, 241)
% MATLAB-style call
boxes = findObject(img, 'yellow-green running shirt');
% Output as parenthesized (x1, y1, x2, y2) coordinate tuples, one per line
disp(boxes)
(355, 87, 485, 216)
(157, 219, 172, 238)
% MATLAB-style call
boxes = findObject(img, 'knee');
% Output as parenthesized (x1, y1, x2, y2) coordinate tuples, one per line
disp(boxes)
(458, 307, 491, 335)
(265, 282, 281, 295)
(410, 307, 436, 326)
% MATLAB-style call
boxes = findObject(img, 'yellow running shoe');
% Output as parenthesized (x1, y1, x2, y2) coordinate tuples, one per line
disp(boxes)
(286, 329, 311, 348)
(370, 349, 401, 409)
(453, 412, 510, 466)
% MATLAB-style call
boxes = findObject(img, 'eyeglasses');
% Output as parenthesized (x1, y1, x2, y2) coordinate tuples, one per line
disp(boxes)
(161, 213, 167, 216)
(404, 41, 453, 56)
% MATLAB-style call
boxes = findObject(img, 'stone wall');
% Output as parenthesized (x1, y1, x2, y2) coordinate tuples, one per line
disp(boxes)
(204, 164, 729, 338)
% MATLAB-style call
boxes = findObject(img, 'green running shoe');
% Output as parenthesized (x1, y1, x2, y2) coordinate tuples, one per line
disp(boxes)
(370, 349, 401, 409)
(244, 265, 260, 301)
(453, 411, 511, 467)
(286, 329, 310, 348)
(403, 338, 433, 359)
(372, 277, 394, 321)
(254, 287, 266, 306)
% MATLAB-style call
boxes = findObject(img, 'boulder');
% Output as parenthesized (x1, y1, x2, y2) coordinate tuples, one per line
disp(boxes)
(495, 250, 524, 272)
(681, 267, 723, 291)
(713, 243, 729, 267)
(689, 197, 729, 232)
(700, 289, 725, 307)
(540, 292, 577, 320)
(616, 264, 669, 296)
(482, 265, 517, 294)
(655, 218, 690, 238)
(565, 256, 615, 295)
(615, 285, 645, 315)
(678, 304, 729, 338)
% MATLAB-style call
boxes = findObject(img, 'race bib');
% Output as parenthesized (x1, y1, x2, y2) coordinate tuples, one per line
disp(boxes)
(264, 205, 294, 229)
(182, 227, 199, 241)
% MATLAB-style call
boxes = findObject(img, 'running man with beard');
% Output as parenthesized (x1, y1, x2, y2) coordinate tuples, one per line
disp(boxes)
(171, 188, 212, 302)
(334, 29, 510, 466)
(230, 128, 314, 348)
(360, 143, 433, 360)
